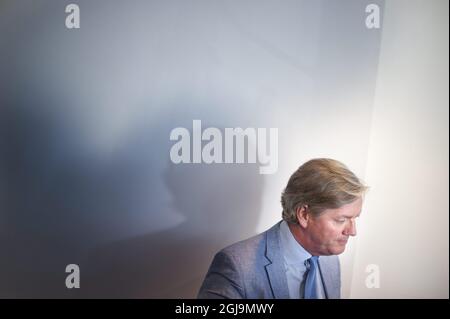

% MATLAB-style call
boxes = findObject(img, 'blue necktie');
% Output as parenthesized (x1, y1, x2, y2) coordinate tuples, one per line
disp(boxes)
(304, 256, 320, 299)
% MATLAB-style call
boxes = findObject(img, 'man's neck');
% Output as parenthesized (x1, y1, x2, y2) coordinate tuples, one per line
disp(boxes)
(287, 222, 318, 256)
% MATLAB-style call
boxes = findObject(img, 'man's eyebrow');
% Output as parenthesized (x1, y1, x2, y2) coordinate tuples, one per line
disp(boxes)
(339, 212, 362, 218)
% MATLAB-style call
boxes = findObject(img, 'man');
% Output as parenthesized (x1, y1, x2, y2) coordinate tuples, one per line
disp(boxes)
(197, 158, 367, 299)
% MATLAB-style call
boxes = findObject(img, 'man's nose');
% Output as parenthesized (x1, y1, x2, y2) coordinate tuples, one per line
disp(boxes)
(344, 219, 357, 236)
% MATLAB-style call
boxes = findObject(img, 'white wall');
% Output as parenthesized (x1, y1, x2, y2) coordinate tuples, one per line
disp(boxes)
(350, 0, 449, 298)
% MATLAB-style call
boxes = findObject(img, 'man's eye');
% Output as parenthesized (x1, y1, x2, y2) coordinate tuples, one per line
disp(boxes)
(336, 219, 346, 223)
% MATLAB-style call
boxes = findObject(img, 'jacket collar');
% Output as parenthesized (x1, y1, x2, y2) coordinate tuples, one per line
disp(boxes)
(318, 256, 341, 299)
(264, 222, 290, 299)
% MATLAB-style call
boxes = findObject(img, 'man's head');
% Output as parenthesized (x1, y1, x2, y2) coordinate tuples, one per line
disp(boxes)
(281, 158, 368, 256)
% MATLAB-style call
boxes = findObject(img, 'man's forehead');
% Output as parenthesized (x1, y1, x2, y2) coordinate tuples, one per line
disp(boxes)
(327, 200, 362, 217)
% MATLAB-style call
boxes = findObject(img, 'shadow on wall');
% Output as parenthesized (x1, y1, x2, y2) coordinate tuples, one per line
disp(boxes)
(0, 91, 265, 298)
(78, 99, 267, 298)
(84, 161, 264, 298)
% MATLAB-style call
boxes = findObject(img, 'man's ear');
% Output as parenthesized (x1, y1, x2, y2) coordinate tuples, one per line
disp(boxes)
(296, 205, 309, 228)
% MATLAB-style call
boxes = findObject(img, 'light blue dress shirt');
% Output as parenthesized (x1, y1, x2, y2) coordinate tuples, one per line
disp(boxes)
(279, 220, 326, 299)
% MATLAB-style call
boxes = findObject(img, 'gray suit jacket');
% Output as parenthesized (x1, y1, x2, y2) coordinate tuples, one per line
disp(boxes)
(198, 221, 341, 299)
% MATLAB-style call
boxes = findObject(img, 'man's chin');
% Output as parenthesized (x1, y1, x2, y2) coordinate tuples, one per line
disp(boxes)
(328, 244, 347, 255)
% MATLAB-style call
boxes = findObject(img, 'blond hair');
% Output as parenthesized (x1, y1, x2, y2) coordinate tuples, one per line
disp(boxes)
(281, 158, 368, 224)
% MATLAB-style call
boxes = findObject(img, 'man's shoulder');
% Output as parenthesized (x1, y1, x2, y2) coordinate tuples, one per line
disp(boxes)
(218, 221, 281, 260)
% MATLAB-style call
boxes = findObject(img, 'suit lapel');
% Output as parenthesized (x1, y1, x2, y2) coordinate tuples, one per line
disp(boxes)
(264, 222, 290, 299)
(318, 257, 340, 299)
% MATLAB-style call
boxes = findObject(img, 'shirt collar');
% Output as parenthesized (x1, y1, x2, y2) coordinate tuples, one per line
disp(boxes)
(279, 220, 312, 265)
